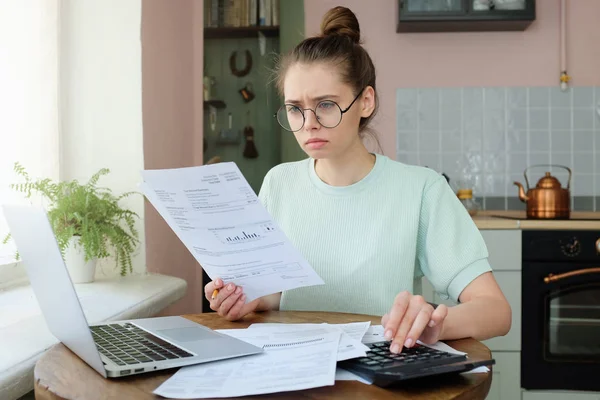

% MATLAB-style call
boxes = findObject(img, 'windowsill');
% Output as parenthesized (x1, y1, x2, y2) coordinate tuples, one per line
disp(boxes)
(0, 273, 187, 400)
(0, 261, 28, 291)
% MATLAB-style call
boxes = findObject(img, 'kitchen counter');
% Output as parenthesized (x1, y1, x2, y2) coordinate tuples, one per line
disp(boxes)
(472, 211, 600, 230)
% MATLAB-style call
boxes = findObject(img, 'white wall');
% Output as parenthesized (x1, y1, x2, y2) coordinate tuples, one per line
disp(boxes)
(60, 0, 146, 277)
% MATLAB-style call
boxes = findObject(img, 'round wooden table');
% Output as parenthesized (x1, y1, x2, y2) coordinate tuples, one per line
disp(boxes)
(34, 311, 492, 400)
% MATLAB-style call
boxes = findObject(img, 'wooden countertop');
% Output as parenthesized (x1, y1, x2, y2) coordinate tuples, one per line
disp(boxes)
(472, 211, 600, 230)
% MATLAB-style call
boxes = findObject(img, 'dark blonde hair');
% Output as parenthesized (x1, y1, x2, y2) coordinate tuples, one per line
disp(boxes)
(275, 6, 379, 138)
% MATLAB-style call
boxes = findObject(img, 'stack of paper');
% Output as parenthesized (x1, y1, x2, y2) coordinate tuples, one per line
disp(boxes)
(153, 323, 359, 399)
(153, 322, 489, 398)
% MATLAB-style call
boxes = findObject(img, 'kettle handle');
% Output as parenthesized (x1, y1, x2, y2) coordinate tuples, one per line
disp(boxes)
(524, 164, 572, 190)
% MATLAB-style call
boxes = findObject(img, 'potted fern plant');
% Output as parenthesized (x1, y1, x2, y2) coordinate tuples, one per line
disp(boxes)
(2, 162, 140, 282)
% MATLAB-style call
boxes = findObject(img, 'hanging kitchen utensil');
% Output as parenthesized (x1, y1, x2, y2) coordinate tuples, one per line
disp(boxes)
(229, 50, 252, 77)
(208, 105, 217, 133)
(217, 112, 240, 145)
(243, 111, 258, 159)
(514, 164, 571, 219)
(238, 82, 255, 103)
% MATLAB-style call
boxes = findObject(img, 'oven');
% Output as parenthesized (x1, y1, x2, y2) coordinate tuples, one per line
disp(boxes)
(521, 230, 600, 392)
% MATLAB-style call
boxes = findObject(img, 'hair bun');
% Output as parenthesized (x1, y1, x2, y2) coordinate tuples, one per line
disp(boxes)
(320, 6, 361, 44)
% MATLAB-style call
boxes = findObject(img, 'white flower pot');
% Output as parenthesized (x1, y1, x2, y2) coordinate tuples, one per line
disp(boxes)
(64, 236, 97, 283)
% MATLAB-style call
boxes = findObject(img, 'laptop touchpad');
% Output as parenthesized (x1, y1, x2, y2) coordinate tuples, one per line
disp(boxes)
(157, 327, 218, 342)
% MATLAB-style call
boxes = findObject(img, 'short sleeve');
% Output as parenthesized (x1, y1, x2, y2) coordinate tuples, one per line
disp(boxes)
(416, 176, 492, 302)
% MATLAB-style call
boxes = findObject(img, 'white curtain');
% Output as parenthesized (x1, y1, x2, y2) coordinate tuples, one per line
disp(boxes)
(0, 0, 60, 263)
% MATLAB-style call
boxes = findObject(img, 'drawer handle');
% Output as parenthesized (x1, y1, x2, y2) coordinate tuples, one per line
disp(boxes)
(544, 267, 600, 283)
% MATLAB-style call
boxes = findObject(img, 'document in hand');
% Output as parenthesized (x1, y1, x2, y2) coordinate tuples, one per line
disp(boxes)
(152, 330, 341, 399)
(140, 162, 324, 301)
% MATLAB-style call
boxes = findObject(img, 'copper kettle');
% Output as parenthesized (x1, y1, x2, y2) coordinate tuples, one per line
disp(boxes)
(513, 165, 571, 219)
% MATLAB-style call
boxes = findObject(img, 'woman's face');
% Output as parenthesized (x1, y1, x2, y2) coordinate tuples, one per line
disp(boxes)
(282, 62, 373, 159)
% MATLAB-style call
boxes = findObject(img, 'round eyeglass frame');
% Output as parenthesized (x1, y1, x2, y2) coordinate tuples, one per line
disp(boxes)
(274, 88, 365, 132)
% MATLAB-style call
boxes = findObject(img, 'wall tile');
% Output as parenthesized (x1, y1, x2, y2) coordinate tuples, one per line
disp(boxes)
(507, 87, 527, 109)
(396, 86, 599, 207)
(573, 196, 595, 211)
(529, 131, 549, 152)
(397, 131, 418, 153)
(441, 107, 461, 131)
(484, 87, 505, 110)
(573, 109, 595, 130)
(574, 153, 594, 174)
(441, 129, 462, 153)
(464, 111, 483, 133)
(573, 131, 594, 153)
(550, 87, 572, 108)
(484, 110, 505, 140)
(509, 153, 528, 173)
(552, 152, 572, 169)
(529, 152, 550, 167)
(508, 109, 527, 130)
(509, 173, 526, 193)
(419, 130, 440, 152)
(529, 87, 550, 108)
(573, 174, 595, 196)
(507, 129, 527, 152)
(573, 87, 594, 108)
(420, 110, 440, 131)
(529, 109, 549, 130)
(551, 130, 572, 152)
(420, 152, 440, 171)
(463, 130, 482, 153)
(507, 196, 526, 211)
(441, 153, 461, 176)
(551, 109, 571, 130)
(397, 109, 418, 131)
(484, 132, 505, 153)
(441, 88, 462, 109)
(397, 89, 418, 110)
(484, 174, 506, 196)
(397, 152, 419, 166)
(463, 88, 483, 111)
(418, 88, 439, 110)
(486, 197, 506, 210)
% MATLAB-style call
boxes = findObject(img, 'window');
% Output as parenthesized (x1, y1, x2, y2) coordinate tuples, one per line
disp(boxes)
(0, 1, 60, 269)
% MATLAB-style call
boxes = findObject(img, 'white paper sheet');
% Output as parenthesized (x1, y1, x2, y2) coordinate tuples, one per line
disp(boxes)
(153, 331, 340, 399)
(140, 162, 324, 301)
(335, 368, 373, 384)
(245, 322, 371, 361)
(361, 324, 386, 344)
(462, 366, 490, 374)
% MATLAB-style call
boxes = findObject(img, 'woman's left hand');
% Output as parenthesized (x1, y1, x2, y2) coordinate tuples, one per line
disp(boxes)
(381, 291, 448, 354)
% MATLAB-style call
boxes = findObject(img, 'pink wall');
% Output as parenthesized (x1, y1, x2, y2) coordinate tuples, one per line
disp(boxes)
(304, 0, 600, 158)
(141, 0, 205, 315)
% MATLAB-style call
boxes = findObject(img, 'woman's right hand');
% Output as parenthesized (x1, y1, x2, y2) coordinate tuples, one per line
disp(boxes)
(204, 278, 261, 321)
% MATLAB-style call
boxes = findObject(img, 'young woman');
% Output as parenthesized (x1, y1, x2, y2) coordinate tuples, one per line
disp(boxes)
(204, 6, 511, 354)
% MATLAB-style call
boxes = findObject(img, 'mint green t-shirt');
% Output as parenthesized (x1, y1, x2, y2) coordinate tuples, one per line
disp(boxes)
(258, 153, 491, 317)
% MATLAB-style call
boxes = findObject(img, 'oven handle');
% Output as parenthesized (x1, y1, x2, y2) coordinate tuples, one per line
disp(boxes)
(544, 267, 600, 283)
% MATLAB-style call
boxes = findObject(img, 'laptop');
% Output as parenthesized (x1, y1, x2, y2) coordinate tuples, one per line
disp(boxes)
(339, 339, 495, 387)
(2, 204, 262, 378)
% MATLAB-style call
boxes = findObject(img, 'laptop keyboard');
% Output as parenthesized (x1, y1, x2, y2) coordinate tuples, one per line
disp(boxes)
(354, 341, 463, 368)
(91, 323, 193, 366)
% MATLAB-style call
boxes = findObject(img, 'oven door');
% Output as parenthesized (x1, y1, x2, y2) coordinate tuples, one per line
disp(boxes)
(522, 262, 600, 391)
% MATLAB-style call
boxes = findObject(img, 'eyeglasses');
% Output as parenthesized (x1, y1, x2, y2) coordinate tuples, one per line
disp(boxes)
(275, 88, 365, 132)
